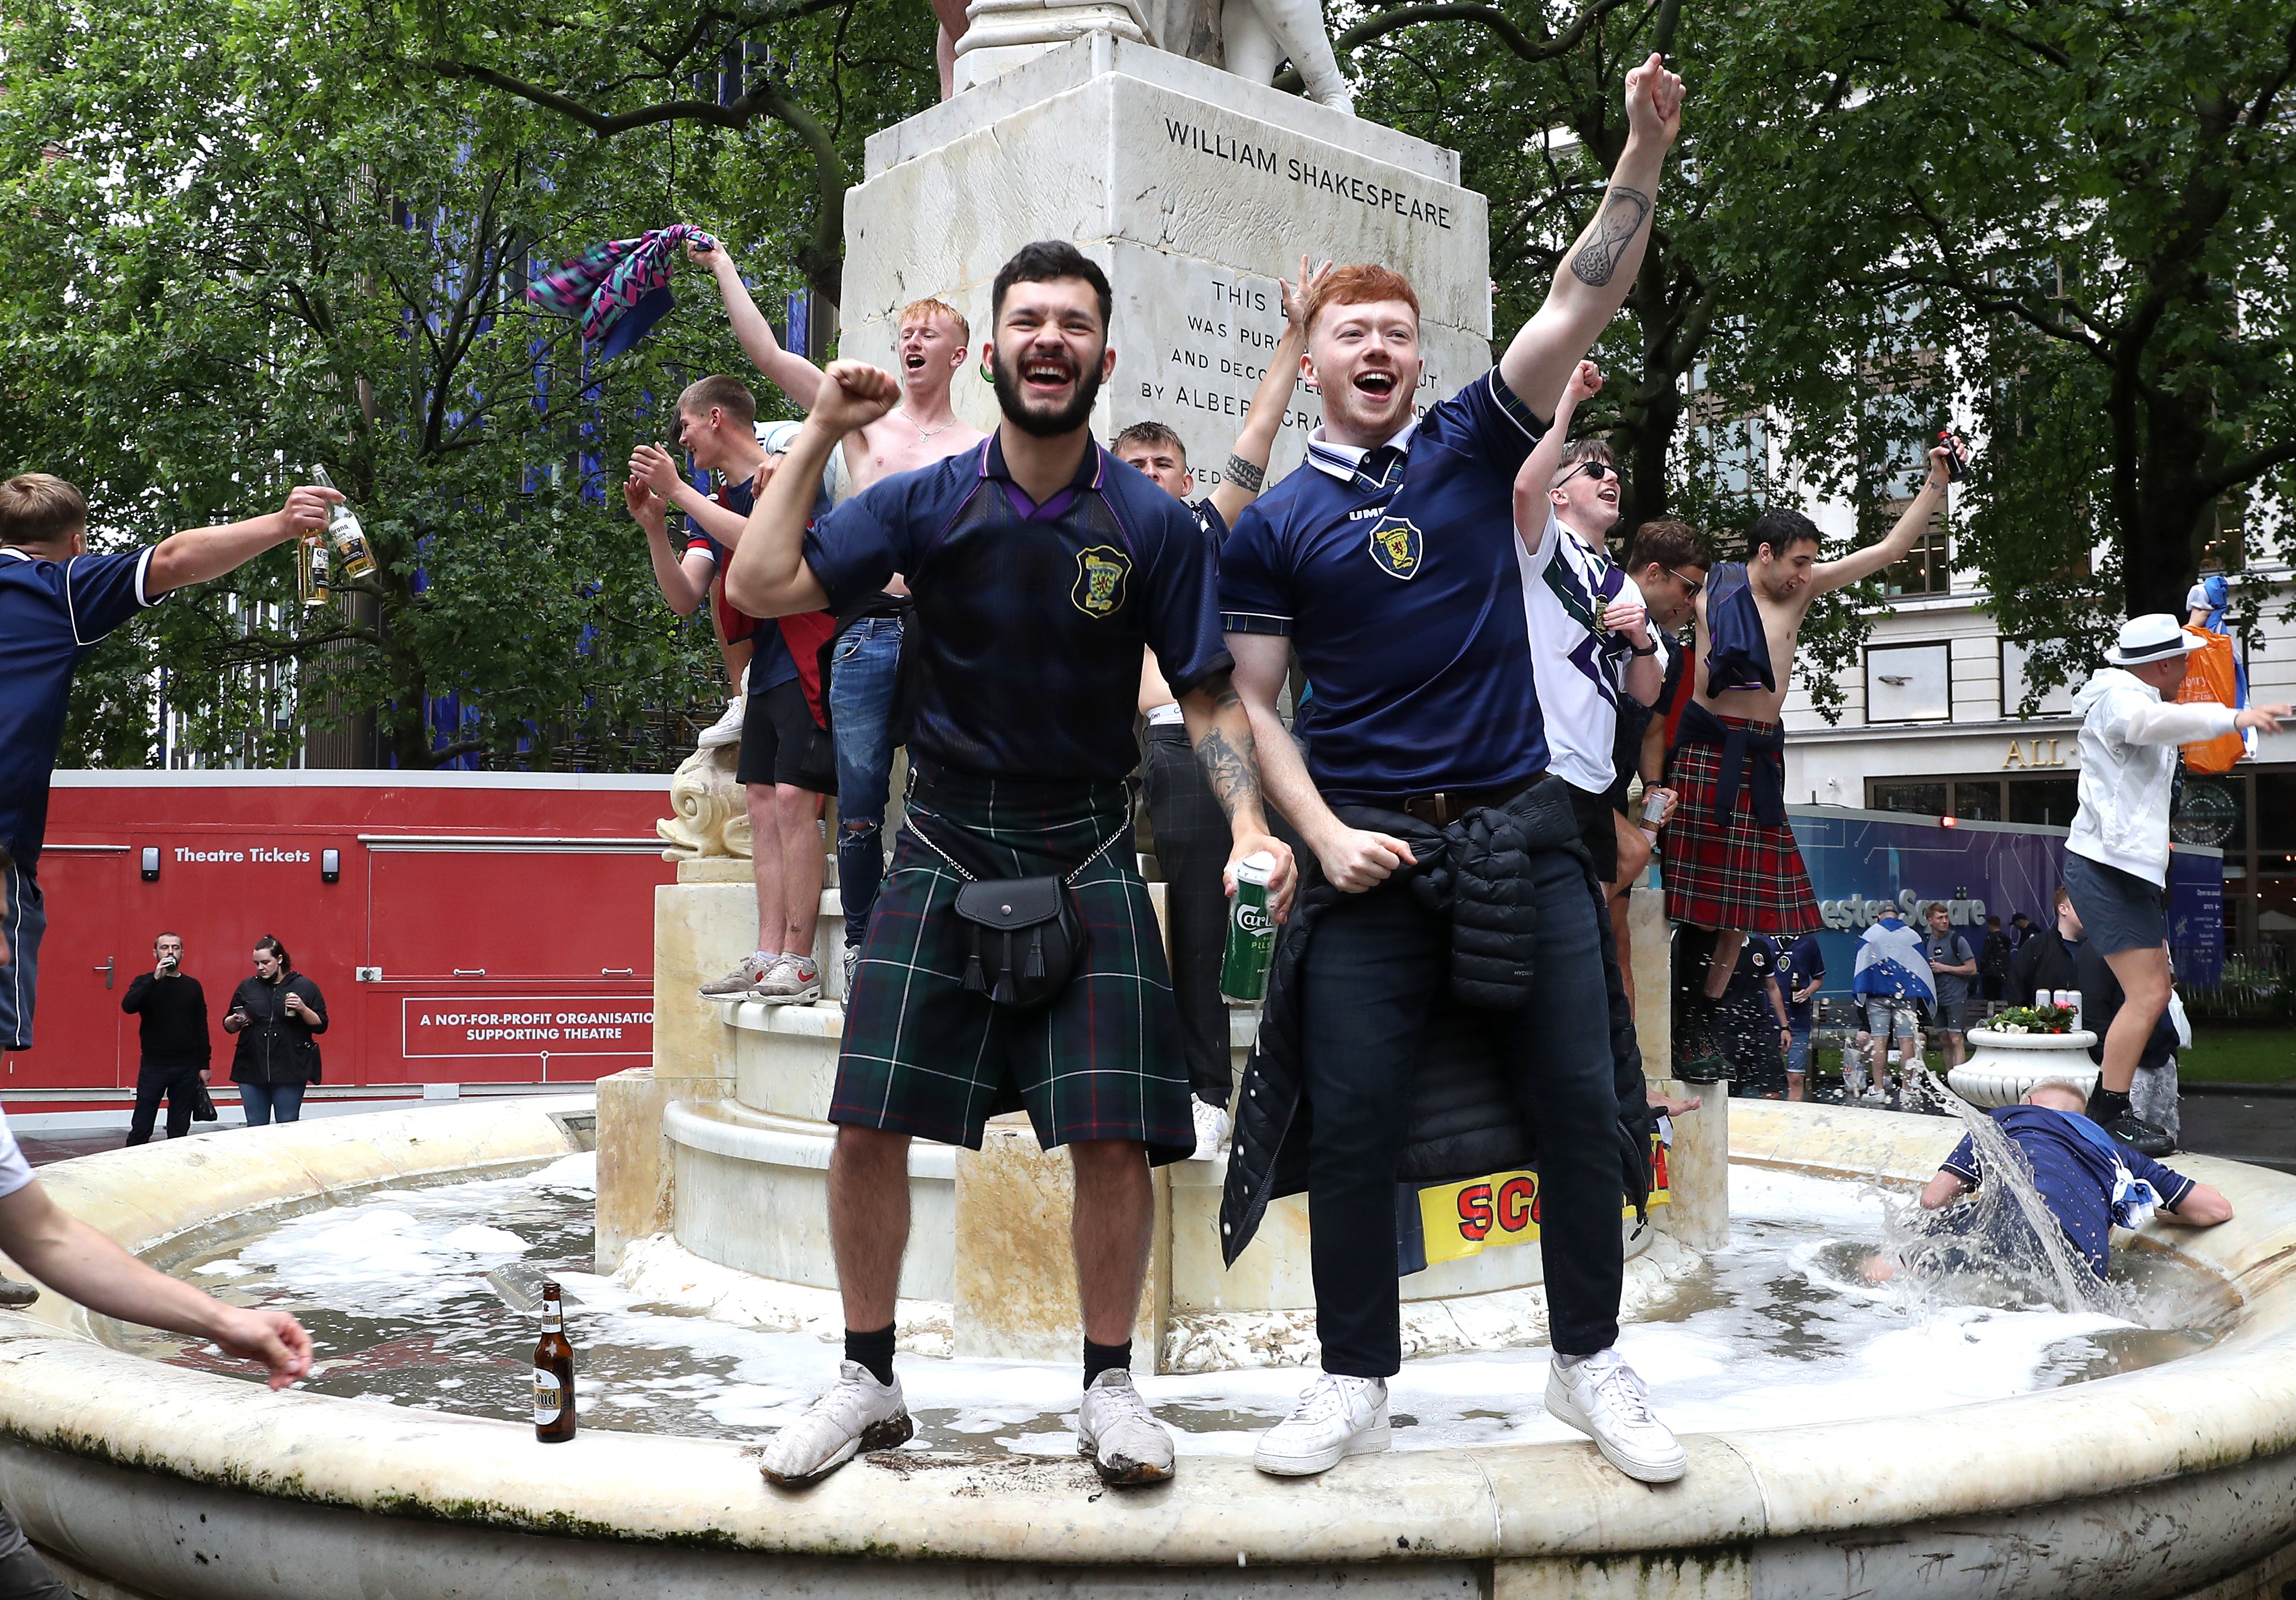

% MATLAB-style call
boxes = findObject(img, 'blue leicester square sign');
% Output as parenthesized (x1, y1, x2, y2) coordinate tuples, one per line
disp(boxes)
(1779, 806, 2225, 996)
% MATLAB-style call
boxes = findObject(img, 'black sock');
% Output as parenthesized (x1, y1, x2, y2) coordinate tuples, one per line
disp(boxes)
(1083, 1338, 1132, 1386)
(845, 1324, 896, 1387)
(2088, 1086, 2132, 1124)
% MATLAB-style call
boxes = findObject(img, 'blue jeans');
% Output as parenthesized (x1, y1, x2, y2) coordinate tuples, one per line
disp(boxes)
(828, 615, 904, 948)
(1298, 844, 1621, 1372)
(238, 1082, 306, 1125)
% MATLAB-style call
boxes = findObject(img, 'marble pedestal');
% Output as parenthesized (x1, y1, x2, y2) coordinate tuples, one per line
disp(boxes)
(840, 34, 1490, 488)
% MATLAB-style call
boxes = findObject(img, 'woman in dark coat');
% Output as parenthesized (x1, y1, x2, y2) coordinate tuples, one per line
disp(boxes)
(222, 935, 325, 1125)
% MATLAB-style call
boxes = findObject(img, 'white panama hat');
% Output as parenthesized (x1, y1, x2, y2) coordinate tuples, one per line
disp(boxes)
(2104, 613, 2206, 668)
(756, 420, 805, 456)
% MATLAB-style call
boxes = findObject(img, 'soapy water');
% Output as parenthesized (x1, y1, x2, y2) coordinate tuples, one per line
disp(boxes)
(126, 1151, 2234, 1457)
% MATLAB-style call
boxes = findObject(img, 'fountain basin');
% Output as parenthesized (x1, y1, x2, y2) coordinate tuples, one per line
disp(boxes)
(1948, 1026, 2104, 1108)
(2, 1097, 2294, 1598)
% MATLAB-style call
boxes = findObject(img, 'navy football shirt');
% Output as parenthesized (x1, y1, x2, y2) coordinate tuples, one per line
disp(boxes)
(803, 434, 1230, 782)
(0, 547, 164, 871)
(1943, 1105, 2192, 1275)
(1219, 370, 1550, 803)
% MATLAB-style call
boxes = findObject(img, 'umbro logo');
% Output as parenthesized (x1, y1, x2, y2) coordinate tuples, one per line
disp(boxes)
(1347, 505, 1390, 522)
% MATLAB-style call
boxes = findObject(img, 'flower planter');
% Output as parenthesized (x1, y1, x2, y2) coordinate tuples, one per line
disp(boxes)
(1946, 1026, 2101, 1109)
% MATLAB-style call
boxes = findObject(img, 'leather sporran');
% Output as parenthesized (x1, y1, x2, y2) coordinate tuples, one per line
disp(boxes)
(952, 876, 1085, 1008)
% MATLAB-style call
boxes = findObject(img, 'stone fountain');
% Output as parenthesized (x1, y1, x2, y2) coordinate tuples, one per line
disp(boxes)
(0, 24, 2293, 1600)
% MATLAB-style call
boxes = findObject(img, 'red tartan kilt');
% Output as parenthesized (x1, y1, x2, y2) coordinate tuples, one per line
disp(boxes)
(1662, 740, 1823, 935)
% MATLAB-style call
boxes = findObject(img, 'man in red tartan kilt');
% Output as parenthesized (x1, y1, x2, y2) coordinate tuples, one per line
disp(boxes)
(1660, 439, 1964, 1071)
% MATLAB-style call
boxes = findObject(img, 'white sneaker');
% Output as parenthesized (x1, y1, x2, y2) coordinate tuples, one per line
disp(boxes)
(699, 952, 775, 1000)
(1543, 1349, 1686, 1484)
(758, 1361, 913, 1487)
(751, 956, 822, 1006)
(697, 695, 747, 749)
(841, 942, 862, 1000)
(1190, 1096, 1231, 1158)
(1253, 1372, 1389, 1476)
(1075, 1370, 1174, 1486)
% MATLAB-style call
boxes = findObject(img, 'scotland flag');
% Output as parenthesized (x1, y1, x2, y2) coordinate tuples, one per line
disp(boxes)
(1852, 916, 1936, 1003)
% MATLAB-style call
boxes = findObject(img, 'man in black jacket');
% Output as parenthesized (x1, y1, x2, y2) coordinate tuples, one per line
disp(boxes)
(2010, 886, 2082, 1007)
(120, 932, 209, 1146)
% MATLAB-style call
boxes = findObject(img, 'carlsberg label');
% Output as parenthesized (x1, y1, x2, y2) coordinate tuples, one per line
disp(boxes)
(1220, 852, 1278, 1004)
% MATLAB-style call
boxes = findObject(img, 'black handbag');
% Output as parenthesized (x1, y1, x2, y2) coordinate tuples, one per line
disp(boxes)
(910, 808, 1131, 1010)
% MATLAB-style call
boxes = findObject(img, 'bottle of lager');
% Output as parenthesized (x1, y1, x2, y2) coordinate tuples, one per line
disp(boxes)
(532, 1280, 576, 1443)
(297, 533, 331, 608)
(306, 465, 378, 581)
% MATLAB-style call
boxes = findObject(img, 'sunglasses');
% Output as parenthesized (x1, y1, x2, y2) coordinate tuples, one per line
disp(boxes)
(1666, 566, 1704, 598)
(1558, 460, 1618, 486)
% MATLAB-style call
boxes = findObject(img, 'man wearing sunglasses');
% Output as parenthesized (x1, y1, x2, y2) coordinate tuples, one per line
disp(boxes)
(1508, 361, 1662, 907)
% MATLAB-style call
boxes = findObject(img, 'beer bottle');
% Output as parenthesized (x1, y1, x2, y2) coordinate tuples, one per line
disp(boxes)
(533, 1280, 575, 1443)
(297, 533, 331, 608)
(306, 465, 378, 581)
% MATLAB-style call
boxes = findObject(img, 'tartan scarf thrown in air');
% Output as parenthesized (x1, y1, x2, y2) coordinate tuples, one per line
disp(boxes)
(526, 225, 718, 357)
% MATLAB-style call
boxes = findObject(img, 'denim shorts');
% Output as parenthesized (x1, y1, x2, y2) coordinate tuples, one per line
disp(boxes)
(1864, 998, 1920, 1042)
(2063, 852, 2166, 958)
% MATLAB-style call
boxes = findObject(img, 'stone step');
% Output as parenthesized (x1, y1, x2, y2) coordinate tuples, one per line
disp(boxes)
(713, 995, 1261, 1123)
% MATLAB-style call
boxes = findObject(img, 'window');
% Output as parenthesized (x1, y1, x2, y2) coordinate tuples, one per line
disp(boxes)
(1865, 641, 1952, 722)
(1999, 640, 2076, 717)
(2008, 778, 2079, 828)
(1688, 415, 1768, 498)
(1953, 782, 2003, 821)
(1880, 497, 1950, 596)
(1871, 782, 1947, 817)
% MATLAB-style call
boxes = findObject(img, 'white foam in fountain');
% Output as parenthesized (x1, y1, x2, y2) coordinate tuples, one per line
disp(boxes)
(153, 1150, 2221, 1456)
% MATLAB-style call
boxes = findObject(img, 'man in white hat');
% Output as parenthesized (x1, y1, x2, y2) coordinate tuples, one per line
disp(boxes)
(2065, 615, 2288, 1151)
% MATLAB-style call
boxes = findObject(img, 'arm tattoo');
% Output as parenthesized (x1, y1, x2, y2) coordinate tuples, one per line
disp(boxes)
(1224, 453, 1266, 494)
(1194, 726, 1261, 822)
(1569, 185, 1653, 287)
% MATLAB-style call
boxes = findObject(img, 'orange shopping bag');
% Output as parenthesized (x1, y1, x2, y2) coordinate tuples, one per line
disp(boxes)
(2178, 627, 2244, 774)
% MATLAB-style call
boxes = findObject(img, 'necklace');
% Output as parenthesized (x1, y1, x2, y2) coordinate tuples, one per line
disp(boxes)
(895, 408, 956, 443)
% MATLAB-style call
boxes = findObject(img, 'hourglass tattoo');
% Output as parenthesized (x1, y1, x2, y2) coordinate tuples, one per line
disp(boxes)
(1570, 186, 1653, 287)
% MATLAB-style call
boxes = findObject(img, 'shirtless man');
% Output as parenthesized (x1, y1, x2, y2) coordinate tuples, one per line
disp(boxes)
(1663, 441, 1962, 1024)
(689, 239, 987, 983)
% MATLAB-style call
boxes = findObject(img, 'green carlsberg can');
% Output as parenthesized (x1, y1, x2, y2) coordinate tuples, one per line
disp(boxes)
(1220, 851, 1279, 1004)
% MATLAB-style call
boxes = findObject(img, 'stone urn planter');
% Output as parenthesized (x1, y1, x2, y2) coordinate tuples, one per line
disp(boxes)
(1947, 1026, 2101, 1108)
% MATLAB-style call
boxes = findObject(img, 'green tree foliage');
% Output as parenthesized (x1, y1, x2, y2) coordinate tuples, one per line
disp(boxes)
(0, 0, 933, 769)
(1708, 0, 2296, 696)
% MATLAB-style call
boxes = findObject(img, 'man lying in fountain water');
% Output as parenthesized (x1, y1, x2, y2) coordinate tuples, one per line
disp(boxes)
(1866, 1079, 2231, 1287)
(725, 240, 1293, 1490)
(1214, 56, 1692, 1485)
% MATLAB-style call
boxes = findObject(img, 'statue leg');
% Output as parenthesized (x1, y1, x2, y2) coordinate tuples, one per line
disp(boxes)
(1221, 0, 1280, 87)
(1235, 0, 1354, 112)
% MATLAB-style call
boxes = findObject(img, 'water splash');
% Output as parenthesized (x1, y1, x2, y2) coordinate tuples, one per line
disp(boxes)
(1875, 1066, 2134, 1322)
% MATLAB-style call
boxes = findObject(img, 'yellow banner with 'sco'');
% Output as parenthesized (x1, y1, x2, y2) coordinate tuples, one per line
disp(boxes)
(1415, 1133, 1671, 1268)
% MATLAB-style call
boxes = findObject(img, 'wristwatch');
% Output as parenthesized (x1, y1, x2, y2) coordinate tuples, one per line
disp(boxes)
(1628, 639, 1660, 657)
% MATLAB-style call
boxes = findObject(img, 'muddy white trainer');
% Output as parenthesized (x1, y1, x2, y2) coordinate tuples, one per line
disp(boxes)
(758, 1361, 914, 1487)
(1543, 1349, 1686, 1483)
(1075, 1370, 1174, 1485)
(698, 952, 776, 1000)
(751, 955, 822, 1006)
(1252, 1372, 1389, 1476)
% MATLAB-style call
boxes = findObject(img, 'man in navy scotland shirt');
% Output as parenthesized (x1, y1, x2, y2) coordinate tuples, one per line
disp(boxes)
(0, 473, 339, 1049)
(726, 241, 1293, 1492)
(1218, 55, 1689, 1484)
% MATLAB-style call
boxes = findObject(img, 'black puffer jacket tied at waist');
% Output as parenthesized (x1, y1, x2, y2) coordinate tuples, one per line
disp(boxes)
(1219, 778, 1654, 1267)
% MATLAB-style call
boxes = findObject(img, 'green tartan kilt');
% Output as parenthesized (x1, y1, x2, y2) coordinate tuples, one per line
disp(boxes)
(831, 771, 1196, 1166)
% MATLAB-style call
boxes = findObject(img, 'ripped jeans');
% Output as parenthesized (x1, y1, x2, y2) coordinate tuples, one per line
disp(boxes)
(828, 615, 904, 949)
